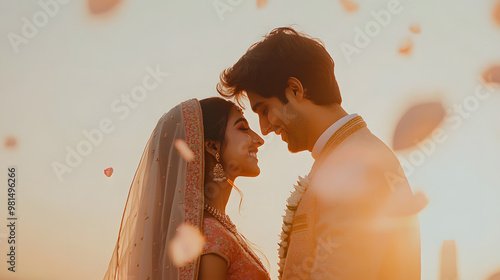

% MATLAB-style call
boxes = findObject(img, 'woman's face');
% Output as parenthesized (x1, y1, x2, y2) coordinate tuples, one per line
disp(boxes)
(221, 107, 264, 178)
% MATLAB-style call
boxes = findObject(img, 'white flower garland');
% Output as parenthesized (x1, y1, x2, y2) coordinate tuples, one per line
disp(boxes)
(277, 175, 310, 280)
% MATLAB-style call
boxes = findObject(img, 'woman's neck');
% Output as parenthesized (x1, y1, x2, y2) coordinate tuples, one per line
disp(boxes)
(204, 179, 233, 214)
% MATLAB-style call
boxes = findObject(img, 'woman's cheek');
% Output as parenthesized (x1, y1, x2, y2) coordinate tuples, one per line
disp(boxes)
(225, 159, 243, 175)
(236, 140, 248, 157)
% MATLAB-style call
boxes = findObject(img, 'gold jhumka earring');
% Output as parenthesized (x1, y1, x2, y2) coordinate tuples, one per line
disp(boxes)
(213, 152, 226, 182)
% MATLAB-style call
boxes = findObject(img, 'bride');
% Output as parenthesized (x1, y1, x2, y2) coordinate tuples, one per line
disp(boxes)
(103, 97, 270, 280)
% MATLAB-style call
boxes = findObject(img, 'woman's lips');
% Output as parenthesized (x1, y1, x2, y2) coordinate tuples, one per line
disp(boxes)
(249, 152, 258, 161)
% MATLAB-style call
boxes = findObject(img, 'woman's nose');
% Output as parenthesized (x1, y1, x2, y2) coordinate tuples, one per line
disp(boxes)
(253, 132, 265, 147)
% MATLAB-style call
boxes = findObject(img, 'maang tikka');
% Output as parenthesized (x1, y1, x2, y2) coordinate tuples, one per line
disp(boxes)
(213, 152, 226, 182)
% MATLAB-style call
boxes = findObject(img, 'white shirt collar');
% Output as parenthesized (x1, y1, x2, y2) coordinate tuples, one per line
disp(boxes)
(311, 113, 359, 159)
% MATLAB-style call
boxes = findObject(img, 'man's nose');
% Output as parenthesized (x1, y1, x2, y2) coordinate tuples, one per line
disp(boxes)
(260, 118, 272, 136)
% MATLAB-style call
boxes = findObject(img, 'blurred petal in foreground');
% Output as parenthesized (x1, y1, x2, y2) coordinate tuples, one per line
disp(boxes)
(494, 0, 500, 26)
(440, 240, 458, 280)
(398, 38, 413, 55)
(487, 271, 500, 280)
(482, 65, 500, 86)
(392, 101, 446, 151)
(409, 24, 421, 34)
(4, 136, 18, 149)
(257, 0, 268, 9)
(88, 0, 122, 15)
(340, 0, 358, 12)
(384, 189, 428, 217)
(169, 223, 205, 267)
(174, 139, 195, 162)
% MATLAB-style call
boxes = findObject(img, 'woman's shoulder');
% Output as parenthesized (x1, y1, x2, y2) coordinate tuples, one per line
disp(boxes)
(201, 217, 240, 264)
(202, 217, 237, 244)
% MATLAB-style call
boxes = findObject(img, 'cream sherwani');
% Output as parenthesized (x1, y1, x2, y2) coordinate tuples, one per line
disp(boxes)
(281, 115, 421, 280)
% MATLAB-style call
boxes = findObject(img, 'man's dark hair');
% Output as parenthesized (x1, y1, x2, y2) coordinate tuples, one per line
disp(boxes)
(217, 27, 342, 106)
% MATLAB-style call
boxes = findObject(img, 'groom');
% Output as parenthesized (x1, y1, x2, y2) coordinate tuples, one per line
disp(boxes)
(218, 27, 422, 279)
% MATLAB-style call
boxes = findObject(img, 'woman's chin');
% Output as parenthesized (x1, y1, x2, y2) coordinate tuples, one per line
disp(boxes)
(240, 167, 260, 177)
(250, 166, 261, 177)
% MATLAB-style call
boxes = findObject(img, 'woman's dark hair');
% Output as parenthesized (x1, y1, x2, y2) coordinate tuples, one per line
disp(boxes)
(199, 97, 270, 270)
(199, 97, 245, 200)
(199, 97, 238, 152)
(217, 27, 342, 107)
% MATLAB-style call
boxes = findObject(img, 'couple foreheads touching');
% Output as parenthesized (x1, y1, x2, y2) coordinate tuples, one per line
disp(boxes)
(103, 27, 423, 280)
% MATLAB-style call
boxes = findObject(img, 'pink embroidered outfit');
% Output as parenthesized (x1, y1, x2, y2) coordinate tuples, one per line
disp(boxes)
(103, 99, 269, 280)
(201, 218, 269, 280)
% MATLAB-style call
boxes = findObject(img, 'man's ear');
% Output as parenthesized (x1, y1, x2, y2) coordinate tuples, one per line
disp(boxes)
(204, 139, 220, 159)
(285, 77, 306, 102)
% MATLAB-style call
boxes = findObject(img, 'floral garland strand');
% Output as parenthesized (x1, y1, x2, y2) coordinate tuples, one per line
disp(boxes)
(277, 175, 310, 280)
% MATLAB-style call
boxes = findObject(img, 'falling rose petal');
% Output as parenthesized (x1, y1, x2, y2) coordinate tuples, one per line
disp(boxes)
(371, 191, 428, 231)
(383, 189, 428, 217)
(487, 271, 500, 280)
(409, 24, 421, 34)
(256, 0, 268, 9)
(398, 38, 413, 55)
(440, 240, 458, 280)
(174, 139, 195, 162)
(169, 223, 205, 266)
(482, 65, 500, 86)
(494, 0, 500, 26)
(392, 101, 446, 151)
(88, 0, 122, 15)
(104, 167, 114, 177)
(4, 136, 17, 149)
(339, 0, 358, 12)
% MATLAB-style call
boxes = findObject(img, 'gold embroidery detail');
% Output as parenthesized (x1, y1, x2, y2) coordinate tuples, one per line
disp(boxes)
(291, 224, 308, 233)
(293, 214, 307, 224)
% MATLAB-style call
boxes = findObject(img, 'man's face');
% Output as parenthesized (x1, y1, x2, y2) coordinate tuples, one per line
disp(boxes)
(247, 91, 307, 153)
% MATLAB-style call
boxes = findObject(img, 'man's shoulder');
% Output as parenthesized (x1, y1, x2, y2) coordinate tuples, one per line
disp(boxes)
(321, 127, 397, 169)
(312, 127, 408, 200)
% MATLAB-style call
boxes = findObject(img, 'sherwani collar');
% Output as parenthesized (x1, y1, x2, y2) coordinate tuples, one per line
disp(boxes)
(310, 115, 367, 176)
(312, 113, 359, 159)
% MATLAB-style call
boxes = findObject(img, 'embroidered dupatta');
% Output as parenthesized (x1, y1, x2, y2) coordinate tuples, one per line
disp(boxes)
(103, 99, 205, 280)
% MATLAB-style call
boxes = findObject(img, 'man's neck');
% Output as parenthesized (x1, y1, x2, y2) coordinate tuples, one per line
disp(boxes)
(307, 104, 348, 152)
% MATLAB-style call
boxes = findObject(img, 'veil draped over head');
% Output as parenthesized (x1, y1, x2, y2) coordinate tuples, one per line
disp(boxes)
(103, 99, 206, 280)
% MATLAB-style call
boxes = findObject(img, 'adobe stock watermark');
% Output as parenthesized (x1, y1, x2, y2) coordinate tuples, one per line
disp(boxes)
(385, 80, 497, 189)
(286, 231, 340, 279)
(339, 0, 404, 63)
(7, 0, 71, 54)
(51, 65, 170, 182)
(212, 0, 243, 21)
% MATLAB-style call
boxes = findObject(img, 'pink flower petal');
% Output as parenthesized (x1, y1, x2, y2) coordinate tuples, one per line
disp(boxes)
(174, 139, 195, 162)
(384, 189, 428, 217)
(88, 0, 122, 15)
(104, 167, 114, 177)
(409, 24, 421, 34)
(482, 65, 500, 86)
(494, 0, 500, 26)
(257, 0, 268, 9)
(339, 0, 358, 12)
(169, 223, 205, 266)
(4, 136, 17, 149)
(398, 38, 413, 55)
(392, 101, 446, 151)
(440, 240, 458, 280)
(486, 271, 500, 280)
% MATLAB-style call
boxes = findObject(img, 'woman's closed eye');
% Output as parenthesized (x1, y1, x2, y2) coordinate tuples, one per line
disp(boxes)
(262, 107, 268, 116)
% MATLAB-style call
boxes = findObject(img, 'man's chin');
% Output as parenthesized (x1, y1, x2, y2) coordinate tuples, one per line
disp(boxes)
(286, 142, 302, 154)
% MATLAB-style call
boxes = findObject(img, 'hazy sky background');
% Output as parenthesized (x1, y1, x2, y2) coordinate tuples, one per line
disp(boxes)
(1, 0, 500, 279)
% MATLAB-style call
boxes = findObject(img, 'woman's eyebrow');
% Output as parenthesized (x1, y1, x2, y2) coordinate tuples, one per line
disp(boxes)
(233, 118, 248, 126)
